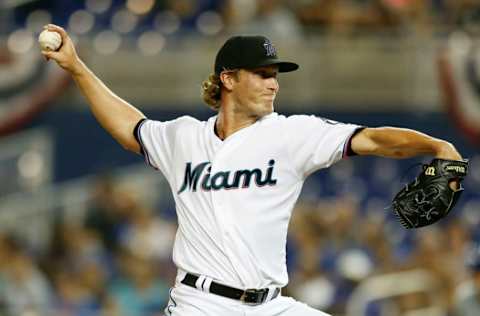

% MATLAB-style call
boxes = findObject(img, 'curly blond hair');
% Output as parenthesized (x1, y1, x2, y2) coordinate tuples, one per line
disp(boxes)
(202, 73, 222, 111)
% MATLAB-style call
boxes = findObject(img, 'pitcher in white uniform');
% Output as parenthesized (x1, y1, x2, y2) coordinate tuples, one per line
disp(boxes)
(43, 24, 463, 316)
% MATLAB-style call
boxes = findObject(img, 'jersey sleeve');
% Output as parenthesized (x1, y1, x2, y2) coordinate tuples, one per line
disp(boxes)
(285, 115, 364, 178)
(134, 117, 184, 181)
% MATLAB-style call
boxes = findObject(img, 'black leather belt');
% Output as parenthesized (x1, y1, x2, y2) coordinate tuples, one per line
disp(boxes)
(181, 273, 280, 305)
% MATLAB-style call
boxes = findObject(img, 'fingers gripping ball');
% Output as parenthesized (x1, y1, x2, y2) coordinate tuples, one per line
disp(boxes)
(392, 158, 468, 229)
(38, 30, 62, 51)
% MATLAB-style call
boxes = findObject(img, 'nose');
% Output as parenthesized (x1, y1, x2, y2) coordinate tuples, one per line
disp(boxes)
(266, 77, 279, 93)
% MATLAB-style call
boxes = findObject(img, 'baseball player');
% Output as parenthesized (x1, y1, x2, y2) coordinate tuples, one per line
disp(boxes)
(43, 24, 463, 316)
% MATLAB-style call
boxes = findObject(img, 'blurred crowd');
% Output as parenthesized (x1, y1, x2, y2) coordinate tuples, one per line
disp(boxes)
(0, 175, 177, 316)
(3, 0, 480, 58)
(5, 0, 480, 40)
(0, 157, 479, 316)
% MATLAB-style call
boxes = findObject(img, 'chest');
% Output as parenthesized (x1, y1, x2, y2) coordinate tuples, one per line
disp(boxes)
(172, 124, 294, 194)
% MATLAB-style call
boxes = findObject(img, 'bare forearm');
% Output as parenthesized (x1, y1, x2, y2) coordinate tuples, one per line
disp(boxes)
(71, 60, 145, 151)
(42, 24, 145, 153)
(353, 127, 462, 160)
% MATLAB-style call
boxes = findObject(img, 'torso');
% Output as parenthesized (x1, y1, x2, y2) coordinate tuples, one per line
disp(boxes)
(137, 112, 360, 289)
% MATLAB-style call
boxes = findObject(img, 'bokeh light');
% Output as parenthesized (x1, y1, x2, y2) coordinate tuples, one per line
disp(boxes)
(68, 10, 95, 35)
(111, 9, 138, 34)
(153, 11, 180, 35)
(93, 30, 122, 55)
(448, 31, 473, 55)
(126, 0, 155, 15)
(7, 29, 34, 54)
(196, 11, 223, 36)
(85, 0, 112, 14)
(137, 31, 165, 56)
(26, 10, 52, 32)
(18, 150, 44, 181)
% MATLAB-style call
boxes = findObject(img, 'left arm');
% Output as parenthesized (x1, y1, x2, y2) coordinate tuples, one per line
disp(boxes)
(350, 127, 463, 161)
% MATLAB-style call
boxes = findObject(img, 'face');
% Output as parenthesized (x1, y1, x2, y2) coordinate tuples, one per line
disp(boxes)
(223, 65, 279, 117)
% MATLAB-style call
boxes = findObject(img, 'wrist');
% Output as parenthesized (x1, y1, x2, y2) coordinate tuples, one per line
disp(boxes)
(70, 57, 86, 77)
(434, 140, 462, 161)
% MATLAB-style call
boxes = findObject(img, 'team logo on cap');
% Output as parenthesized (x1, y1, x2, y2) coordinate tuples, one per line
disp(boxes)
(263, 40, 276, 57)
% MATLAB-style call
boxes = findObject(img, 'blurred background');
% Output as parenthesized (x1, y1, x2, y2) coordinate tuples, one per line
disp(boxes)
(0, 0, 480, 315)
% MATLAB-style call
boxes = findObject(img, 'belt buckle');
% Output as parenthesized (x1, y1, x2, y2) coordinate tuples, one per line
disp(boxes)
(240, 288, 269, 305)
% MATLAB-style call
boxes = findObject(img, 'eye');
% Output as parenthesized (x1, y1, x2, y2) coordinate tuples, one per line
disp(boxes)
(255, 71, 277, 79)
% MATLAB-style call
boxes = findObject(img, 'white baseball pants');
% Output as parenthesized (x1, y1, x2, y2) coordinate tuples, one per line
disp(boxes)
(164, 280, 331, 316)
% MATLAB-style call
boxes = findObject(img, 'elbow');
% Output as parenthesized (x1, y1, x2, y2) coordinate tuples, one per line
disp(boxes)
(350, 128, 381, 156)
(121, 142, 133, 152)
(117, 135, 141, 154)
(122, 141, 141, 154)
(112, 126, 142, 154)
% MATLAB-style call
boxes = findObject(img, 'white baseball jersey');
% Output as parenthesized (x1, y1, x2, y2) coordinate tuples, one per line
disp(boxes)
(136, 112, 361, 290)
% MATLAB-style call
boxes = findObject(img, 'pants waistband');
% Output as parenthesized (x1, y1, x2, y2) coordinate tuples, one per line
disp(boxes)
(180, 272, 280, 305)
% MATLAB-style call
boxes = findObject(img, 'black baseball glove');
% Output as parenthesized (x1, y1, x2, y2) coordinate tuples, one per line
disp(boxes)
(392, 158, 468, 229)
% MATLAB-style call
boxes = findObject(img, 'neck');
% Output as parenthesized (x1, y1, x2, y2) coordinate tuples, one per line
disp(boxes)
(215, 106, 261, 140)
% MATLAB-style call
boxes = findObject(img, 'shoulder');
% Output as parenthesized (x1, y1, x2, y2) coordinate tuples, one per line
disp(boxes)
(259, 113, 315, 125)
(285, 114, 315, 122)
(282, 114, 326, 129)
(257, 114, 324, 130)
(286, 114, 342, 124)
(254, 114, 322, 138)
(259, 113, 355, 131)
(172, 115, 204, 128)
(285, 114, 360, 128)
(145, 115, 204, 129)
(169, 115, 203, 125)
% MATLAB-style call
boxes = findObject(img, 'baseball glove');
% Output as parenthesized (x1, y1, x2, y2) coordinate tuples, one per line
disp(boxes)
(392, 158, 468, 229)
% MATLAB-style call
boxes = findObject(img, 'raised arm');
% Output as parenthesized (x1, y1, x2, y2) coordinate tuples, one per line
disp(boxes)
(350, 127, 463, 161)
(41, 24, 145, 154)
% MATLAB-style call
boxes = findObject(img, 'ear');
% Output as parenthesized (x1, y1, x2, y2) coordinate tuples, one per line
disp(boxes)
(220, 71, 236, 91)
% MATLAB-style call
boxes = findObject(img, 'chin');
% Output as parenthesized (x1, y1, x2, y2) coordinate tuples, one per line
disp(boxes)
(258, 106, 273, 117)
(248, 101, 274, 118)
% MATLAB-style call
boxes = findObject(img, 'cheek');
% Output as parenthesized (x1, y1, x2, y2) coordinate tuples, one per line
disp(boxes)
(242, 81, 260, 98)
(237, 75, 264, 101)
(251, 81, 265, 94)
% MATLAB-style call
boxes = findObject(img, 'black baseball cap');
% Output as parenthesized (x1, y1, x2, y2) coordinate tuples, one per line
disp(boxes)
(214, 35, 299, 75)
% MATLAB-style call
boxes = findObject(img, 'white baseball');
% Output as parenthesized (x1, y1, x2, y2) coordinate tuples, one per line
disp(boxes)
(38, 30, 62, 51)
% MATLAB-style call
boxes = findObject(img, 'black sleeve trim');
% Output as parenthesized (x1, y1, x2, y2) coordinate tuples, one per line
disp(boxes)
(133, 118, 147, 156)
(344, 127, 366, 157)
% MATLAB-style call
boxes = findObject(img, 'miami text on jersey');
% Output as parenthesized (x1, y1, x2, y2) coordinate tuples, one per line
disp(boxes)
(178, 160, 277, 194)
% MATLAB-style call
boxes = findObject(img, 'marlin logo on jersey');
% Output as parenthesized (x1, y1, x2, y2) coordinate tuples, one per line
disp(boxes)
(178, 160, 277, 194)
